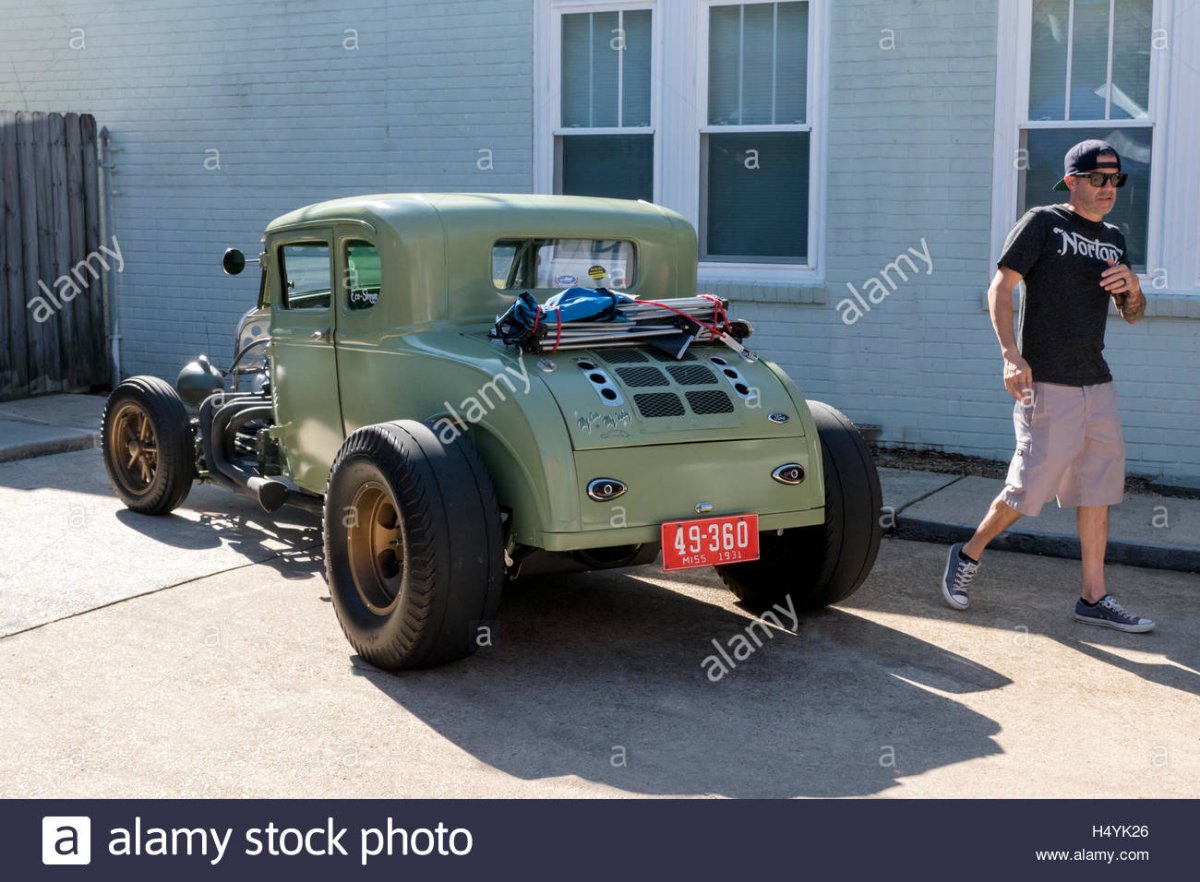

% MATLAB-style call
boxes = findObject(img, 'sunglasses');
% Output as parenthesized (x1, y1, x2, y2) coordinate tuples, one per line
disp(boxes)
(1073, 172, 1127, 188)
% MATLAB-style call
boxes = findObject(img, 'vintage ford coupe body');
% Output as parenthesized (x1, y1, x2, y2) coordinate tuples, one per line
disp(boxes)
(101, 194, 881, 670)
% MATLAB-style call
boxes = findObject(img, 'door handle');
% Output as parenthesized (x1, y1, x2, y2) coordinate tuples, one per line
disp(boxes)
(310, 328, 332, 342)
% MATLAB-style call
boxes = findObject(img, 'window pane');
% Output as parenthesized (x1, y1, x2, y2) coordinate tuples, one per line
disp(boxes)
(622, 9, 652, 127)
(708, 5, 742, 124)
(775, 0, 808, 124)
(589, 11, 620, 127)
(563, 10, 651, 128)
(492, 243, 518, 288)
(492, 239, 637, 290)
(742, 4, 776, 125)
(560, 134, 653, 202)
(709, 2, 808, 126)
(344, 240, 380, 311)
(1029, 0, 1070, 120)
(1069, 0, 1112, 120)
(280, 243, 330, 310)
(1111, 0, 1152, 119)
(704, 131, 808, 261)
(561, 14, 592, 127)
(1021, 126, 1151, 267)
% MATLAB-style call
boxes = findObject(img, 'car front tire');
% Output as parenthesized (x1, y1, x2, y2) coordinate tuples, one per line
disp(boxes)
(101, 376, 194, 515)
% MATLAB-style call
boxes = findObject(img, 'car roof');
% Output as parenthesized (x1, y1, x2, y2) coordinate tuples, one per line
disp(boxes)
(264, 193, 684, 237)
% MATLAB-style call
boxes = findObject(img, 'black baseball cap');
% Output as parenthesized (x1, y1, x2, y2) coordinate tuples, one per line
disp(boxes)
(1053, 139, 1122, 191)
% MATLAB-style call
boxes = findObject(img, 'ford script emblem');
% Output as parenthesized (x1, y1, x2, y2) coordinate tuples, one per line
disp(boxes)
(768, 412, 789, 423)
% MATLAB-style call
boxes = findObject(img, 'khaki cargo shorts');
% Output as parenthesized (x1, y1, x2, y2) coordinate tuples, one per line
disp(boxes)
(1000, 381, 1125, 517)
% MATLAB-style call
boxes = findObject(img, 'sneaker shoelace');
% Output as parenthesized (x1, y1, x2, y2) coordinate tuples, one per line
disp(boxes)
(953, 560, 978, 590)
(1101, 596, 1136, 621)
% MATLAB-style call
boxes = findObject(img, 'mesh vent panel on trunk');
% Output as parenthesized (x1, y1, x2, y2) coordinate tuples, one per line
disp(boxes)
(648, 349, 697, 363)
(667, 364, 718, 385)
(634, 392, 686, 418)
(597, 350, 649, 364)
(685, 390, 735, 414)
(616, 366, 669, 387)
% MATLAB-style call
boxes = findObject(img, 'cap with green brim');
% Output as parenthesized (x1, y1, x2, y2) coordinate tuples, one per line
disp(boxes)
(1054, 139, 1122, 191)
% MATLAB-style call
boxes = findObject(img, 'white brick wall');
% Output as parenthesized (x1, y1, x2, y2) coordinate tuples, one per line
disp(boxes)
(3, 0, 1198, 479)
(0, 0, 533, 378)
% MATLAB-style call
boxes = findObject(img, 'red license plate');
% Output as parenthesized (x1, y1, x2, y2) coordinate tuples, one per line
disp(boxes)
(661, 513, 759, 571)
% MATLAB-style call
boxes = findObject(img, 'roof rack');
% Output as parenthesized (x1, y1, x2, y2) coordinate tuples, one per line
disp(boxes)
(492, 293, 755, 360)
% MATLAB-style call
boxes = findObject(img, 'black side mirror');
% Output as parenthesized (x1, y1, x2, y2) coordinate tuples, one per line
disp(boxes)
(222, 248, 247, 276)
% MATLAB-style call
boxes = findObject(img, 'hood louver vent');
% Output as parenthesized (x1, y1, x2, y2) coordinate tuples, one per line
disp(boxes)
(686, 390, 734, 414)
(597, 350, 649, 364)
(634, 392, 686, 418)
(616, 366, 668, 388)
(667, 364, 718, 386)
(649, 350, 697, 363)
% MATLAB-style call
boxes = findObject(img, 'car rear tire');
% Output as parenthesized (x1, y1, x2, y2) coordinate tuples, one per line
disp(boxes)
(716, 400, 882, 612)
(323, 420, 503, 670)
(101, 376, 194, 515)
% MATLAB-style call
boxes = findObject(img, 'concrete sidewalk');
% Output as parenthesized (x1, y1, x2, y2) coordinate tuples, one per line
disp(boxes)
(881, 468, 1200, 574)
(1, 394, 1198, 575)
(0, 393, 105, 463)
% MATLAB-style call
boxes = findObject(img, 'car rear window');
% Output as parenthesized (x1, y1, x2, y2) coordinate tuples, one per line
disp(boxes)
(492, 239, 636, 290)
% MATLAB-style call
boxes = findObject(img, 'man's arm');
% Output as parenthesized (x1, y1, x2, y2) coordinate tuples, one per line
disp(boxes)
(1101, 259, 1146, 324)
(988, 266, 1033, 401)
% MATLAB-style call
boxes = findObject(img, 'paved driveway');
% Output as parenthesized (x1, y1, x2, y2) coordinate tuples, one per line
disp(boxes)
(1, 450, 1196, 798)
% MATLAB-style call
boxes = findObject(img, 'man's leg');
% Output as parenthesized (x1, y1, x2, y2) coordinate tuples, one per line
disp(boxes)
(942, 496, 1023, 610)
(1077, 505, 1108, 603)
(1072, 502, 1153, 631)
(963, 495, 1023, 561)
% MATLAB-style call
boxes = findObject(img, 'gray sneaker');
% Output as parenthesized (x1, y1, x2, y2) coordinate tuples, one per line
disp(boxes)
(941, 542, 979, 610)
(1074, 595, 1155, 633)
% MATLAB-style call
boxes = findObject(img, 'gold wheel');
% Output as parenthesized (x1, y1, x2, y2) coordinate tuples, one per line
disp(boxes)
(108, 401, 160, 497)
(345, 481, 405, 614)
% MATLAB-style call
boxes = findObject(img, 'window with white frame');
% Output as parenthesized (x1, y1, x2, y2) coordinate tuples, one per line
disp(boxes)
(1022, 0, 1153, 268)
(556, 7, 654, 201)
(538, 0, 827, 281)
(995, 1, 1200, 295)
(703, 1, 810, 262)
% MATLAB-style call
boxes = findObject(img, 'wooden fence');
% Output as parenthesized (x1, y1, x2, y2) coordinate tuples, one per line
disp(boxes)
(0, 111, 108, 401)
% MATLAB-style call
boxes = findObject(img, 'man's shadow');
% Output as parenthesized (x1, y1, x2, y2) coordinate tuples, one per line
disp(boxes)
(354, 567, 1010, 798)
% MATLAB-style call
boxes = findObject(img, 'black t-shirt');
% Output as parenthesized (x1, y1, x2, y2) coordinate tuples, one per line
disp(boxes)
(997, 204, 1129, 386)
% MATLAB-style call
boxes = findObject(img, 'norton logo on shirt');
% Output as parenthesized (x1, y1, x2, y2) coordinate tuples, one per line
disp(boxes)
(1052, 227, 1123, 263)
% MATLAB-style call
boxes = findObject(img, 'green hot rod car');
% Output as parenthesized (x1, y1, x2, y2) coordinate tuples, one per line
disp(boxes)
(101, 194, 881, 670)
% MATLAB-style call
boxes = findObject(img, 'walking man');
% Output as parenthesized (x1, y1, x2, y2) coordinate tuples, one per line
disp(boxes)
(941, 139, 1154, 632)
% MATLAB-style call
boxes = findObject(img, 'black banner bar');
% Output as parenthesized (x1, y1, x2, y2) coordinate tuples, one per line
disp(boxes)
(5, 799, 1192, 880)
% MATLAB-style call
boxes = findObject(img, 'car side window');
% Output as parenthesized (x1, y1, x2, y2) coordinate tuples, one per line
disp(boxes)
(343, 240, 380, 311)
(279, 242, 331, 310)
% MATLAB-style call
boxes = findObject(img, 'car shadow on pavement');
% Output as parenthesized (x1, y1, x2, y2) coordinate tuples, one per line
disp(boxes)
(114, 502, 323, 579)
(354, 568, 1010, 798)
